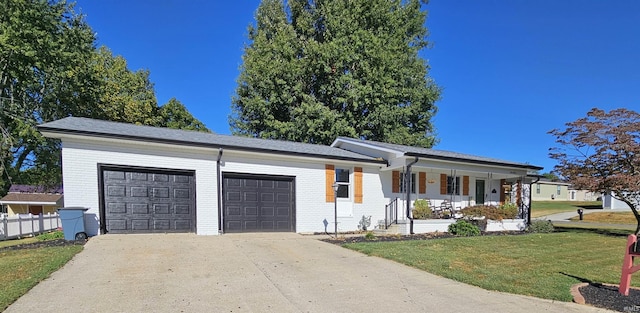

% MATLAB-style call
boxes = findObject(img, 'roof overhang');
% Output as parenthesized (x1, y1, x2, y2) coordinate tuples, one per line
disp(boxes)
(404, 152, 543, 171)
(39, 127, 387, 165)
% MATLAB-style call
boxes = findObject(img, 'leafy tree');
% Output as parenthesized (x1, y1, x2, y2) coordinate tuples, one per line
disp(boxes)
(0, 0, 207, 196)
(231, 0, 440, 146)
(541, 172, 560, 182)
(549, 108, 640, 234)
(90, 46, 160, 125)
(158, 98, 209, 132)
(0, 0, 96, 195)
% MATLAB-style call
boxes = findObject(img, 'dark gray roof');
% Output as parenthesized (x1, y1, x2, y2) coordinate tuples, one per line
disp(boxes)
(38, 117, 384, 163)
(335, 137, 543, 170)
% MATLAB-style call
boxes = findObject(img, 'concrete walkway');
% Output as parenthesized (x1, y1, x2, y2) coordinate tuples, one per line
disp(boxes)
(6, 233, 611, 312)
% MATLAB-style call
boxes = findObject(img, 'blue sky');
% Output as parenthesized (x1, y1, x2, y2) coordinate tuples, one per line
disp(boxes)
(74, 0, 640, 173)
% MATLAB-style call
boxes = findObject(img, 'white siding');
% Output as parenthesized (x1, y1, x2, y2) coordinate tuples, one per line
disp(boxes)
(61, 137, 386, 235)
(61, 138, 218, 236)
(220, 152, 384, 233)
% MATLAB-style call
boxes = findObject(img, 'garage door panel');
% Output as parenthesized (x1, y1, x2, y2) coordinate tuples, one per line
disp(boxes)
(103, 168, 195, 234)
(223, 174, 294, 233)
(107, 219, 127, 231)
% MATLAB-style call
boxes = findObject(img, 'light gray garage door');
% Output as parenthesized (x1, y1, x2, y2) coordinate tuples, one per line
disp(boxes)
(223, 173, 295, 233)
(102, 168, 196, 234)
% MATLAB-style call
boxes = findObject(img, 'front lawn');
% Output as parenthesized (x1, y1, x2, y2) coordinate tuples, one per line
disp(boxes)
(569, 212, 635, 224)
(344, 230, 634, 301)
(0, 243, 83, 311)
(531, 201, 601, 218)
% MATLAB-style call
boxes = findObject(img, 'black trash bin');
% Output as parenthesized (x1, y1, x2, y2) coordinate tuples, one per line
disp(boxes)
(58, 207, 88, 241)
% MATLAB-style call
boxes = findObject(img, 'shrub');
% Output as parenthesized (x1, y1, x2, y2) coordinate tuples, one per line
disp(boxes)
(412, 199, 432, 219)
(498, 203, 519, 219)
(448, 220, 481, 236)
(364, 232, 376, 240)
(527, 220, 555, 233)
(36, 230, 64, 241)
(461, 204, 518, 221)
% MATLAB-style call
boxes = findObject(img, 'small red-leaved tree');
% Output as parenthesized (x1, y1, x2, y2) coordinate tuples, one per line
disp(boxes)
(549, 108, 640, 235)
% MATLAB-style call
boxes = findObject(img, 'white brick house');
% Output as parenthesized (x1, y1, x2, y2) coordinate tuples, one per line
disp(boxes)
(39, 117, 542, 236)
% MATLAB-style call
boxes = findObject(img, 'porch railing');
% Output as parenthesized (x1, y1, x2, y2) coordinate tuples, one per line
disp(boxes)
(385, 198, 398, 229)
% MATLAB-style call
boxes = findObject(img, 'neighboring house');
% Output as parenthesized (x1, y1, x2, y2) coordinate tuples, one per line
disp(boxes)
(567, 187, 600, 202)
(530, 180, 570, 201)
(38, 117, 542, 236)
(603, 192, 633, 210)
(0, 185, 64, 216)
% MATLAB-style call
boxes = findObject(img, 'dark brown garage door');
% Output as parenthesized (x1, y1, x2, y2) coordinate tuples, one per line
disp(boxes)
(223, 173, 295, 233)
(100, 166, 196, 234)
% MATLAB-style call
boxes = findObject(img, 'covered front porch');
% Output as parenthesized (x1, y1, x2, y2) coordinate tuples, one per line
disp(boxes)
(381, 160, 538, 233)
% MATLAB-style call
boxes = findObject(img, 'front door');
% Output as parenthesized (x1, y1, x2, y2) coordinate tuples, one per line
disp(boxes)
(475, 180, 485, 205)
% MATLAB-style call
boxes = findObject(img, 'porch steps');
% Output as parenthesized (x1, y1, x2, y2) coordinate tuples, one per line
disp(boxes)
(374, 223, 401, 235)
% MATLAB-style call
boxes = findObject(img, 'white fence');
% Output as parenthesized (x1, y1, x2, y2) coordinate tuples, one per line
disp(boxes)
(0, 213, 62, 241)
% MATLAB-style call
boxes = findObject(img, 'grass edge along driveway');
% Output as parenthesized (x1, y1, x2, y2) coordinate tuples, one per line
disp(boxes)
(0, 244, 83, 311)
(344, 230, 634, 302)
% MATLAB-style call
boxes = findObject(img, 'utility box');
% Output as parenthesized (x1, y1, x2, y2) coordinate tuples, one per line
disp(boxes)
(58, 207, 88, 241)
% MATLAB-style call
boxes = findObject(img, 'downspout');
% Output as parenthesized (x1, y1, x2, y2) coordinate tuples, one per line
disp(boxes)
(527, 176, 540, 226)
(406, 157, 419, 234)
(216, 148, 224, 233)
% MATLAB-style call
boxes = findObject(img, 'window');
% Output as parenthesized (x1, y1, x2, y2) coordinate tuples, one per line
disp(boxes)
(447, 176, 460, 195)
(335, 168, 350, 198)
(399, 172, 416, 193)
(556, 185, 561, 195)
(536, 184, 540, 194)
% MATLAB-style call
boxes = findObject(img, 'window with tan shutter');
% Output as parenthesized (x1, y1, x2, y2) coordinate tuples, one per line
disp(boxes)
(440, 173, 447, 194)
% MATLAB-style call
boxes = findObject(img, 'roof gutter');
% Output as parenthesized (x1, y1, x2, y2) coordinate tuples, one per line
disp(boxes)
(527, 175, 541, 226)
(406, 157, 419, 235)
(38, 127, 386, 165)
(217, 148, 224, 233)
(404, 152, 543, 171)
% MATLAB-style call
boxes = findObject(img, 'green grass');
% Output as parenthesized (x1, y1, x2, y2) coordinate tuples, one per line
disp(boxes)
(569, 212, 635, 224)
(0, 237, 39, 249)
(0, 245, 83, 311)
(344, 230, 634, 301)
(531, 201, 601, 218)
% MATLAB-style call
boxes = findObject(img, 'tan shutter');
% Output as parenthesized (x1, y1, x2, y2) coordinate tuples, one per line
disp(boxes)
(462, 176, 469, 196)
(419, 172, 426, 194)
(325, 165, 335, 202)
(392, 171, 400, 193)
(500, 179, 506, 203)
(516, 180, 522, 206)
(354, 167, 363, 203)
(440, 174, 447, 195)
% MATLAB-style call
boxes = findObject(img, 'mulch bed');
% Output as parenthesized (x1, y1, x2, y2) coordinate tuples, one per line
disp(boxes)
(0, 238, 86, 252)
(575, 283, 640, 312)
(320, 230, 523, 244)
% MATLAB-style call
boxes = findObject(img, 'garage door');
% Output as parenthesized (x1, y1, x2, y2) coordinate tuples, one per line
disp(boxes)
(223, 173, 295, 233)
(101, 167, 196, 234)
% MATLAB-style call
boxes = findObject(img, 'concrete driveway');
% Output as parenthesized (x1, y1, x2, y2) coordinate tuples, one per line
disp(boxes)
(6, 233, 610, 312)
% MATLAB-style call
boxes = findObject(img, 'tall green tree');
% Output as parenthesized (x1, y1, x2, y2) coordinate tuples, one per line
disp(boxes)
(158, 98, 209, 132)
(0, 0, 96, 194)
(91, 46, 160, 125)
(231, 0, 440, 146)
(0, 0, 208, 196)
